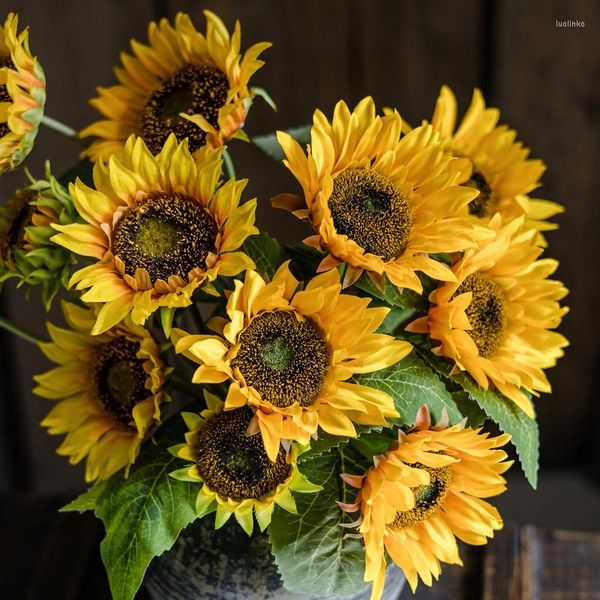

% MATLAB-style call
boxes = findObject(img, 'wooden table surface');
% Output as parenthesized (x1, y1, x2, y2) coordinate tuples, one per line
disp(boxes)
(1, 495, 599, 600)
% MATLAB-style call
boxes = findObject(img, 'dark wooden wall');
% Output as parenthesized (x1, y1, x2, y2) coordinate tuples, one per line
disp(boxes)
(0, 0, 597, 493)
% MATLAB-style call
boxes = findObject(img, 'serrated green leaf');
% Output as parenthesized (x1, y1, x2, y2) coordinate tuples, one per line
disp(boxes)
(269, 450, 368, 596)
(454, 374, 539, 488)
(354, 273, 427, 311)
(299, 425, 384, 464)
(353, 352, 462, 426)
(239, 231, 286, 279)
(60, 480, 108, 513)
(94, 417, 198, 600)
(252, 125, 311, 161)
(451, 390, 487, 427)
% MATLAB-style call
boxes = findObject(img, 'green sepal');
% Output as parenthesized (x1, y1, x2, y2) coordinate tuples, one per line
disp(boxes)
(195, 492, 215, 517)
(169, 467, 198, 483)
(160, 307, 175, 338)
(250, 86, 278, 112)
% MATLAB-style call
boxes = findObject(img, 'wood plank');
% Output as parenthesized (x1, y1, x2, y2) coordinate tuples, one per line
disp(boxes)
(483, 523, 522, 600)
(520, 526, 600, 600)
(491, 0, 600, 465)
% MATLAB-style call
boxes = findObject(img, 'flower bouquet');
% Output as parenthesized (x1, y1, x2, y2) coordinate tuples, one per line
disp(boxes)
(0, 9, 568, 600)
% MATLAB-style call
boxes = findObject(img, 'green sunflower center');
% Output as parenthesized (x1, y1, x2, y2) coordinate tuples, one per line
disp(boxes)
(390, 463, 452, 530)
(92, 337, 148, 425)
(231, 310, 330, 409)
(466, 167, 497, 218)
(0, 56, 14, 138)
(111, 193, 218, 284)
(195, 407, 291, 500)
(455, 273, 507, 357)
(141, 64, 229, 154)
(328, 168, 413, 261)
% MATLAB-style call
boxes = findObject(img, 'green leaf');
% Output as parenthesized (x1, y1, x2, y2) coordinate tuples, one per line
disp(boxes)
(352, 352, 463, 426)
(285, 244, 323, 281)
(354, 273, 426, 311)
(451, 390, 487, 428)
(454, 374, 539, 488)
(60, 480, 108, 513)
(375, 305, 416, 335)
(240, 231, 286, 279)
(252, 125, 311, 161)
(94, 417, 198, 600)
(269, 450, 368, 597)
(299, 425, 384, 463)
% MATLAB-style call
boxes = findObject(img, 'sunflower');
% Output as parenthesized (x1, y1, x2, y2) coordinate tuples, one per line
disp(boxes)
(340, 406, 511, 598)
(0, 13, 45, 172)
(273, 97, 491, 293)
(51, 134, 257, 335)
(0, 163, 77, 309)
(80, 11, 270, 162)
(173, 262, 411, 461)
(170, 391, 321, 535)
(407, 215, 569, 417)
(35, 301, 166, 482)
(429, 85, 563, 245)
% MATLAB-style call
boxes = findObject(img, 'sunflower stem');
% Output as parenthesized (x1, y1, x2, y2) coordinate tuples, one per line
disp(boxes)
(0, 316, 43, 345)
(223, 149, 236, 180)
(41, 115, 78, 139)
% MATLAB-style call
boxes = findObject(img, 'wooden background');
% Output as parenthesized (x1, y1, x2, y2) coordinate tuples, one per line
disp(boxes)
(0, 0, 597, 495)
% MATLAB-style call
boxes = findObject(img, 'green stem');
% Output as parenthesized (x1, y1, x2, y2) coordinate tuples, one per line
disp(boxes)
(0, 316, 43, 345)
(222, 149, 236, 180)
(41, 115, 78, 139)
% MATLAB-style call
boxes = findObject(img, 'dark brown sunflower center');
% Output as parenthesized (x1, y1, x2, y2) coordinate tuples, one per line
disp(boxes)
(91, 337, 148, 425)
(466, 167, 497, 218)
(390, 463, 452, 530)
(141, 64, 229, 154)
(0, 56, 14, 138)
(195, 406, 291, 500)
(328, 168, 412, 261)
(111, 193, 218, 283)
(0, 193, 34, 264)
(231, 310, 330, 409)
(454, 273, 507, 357)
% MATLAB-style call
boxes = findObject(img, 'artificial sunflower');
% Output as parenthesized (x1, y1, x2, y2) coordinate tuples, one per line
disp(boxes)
(407, 215, 569, 417)
(52, 133, 257, 335)
(429, 85, 563, 244)
(0, 13, 45, 172)
(35, 301, 166, 482)
(0, 163, 77, 309)
(274, 97, 491, 293)
(81, 11, 270, 162)
(173, 262, 411, 461)
(340, 406, 511, 598)
(170, 390, 321, 535)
